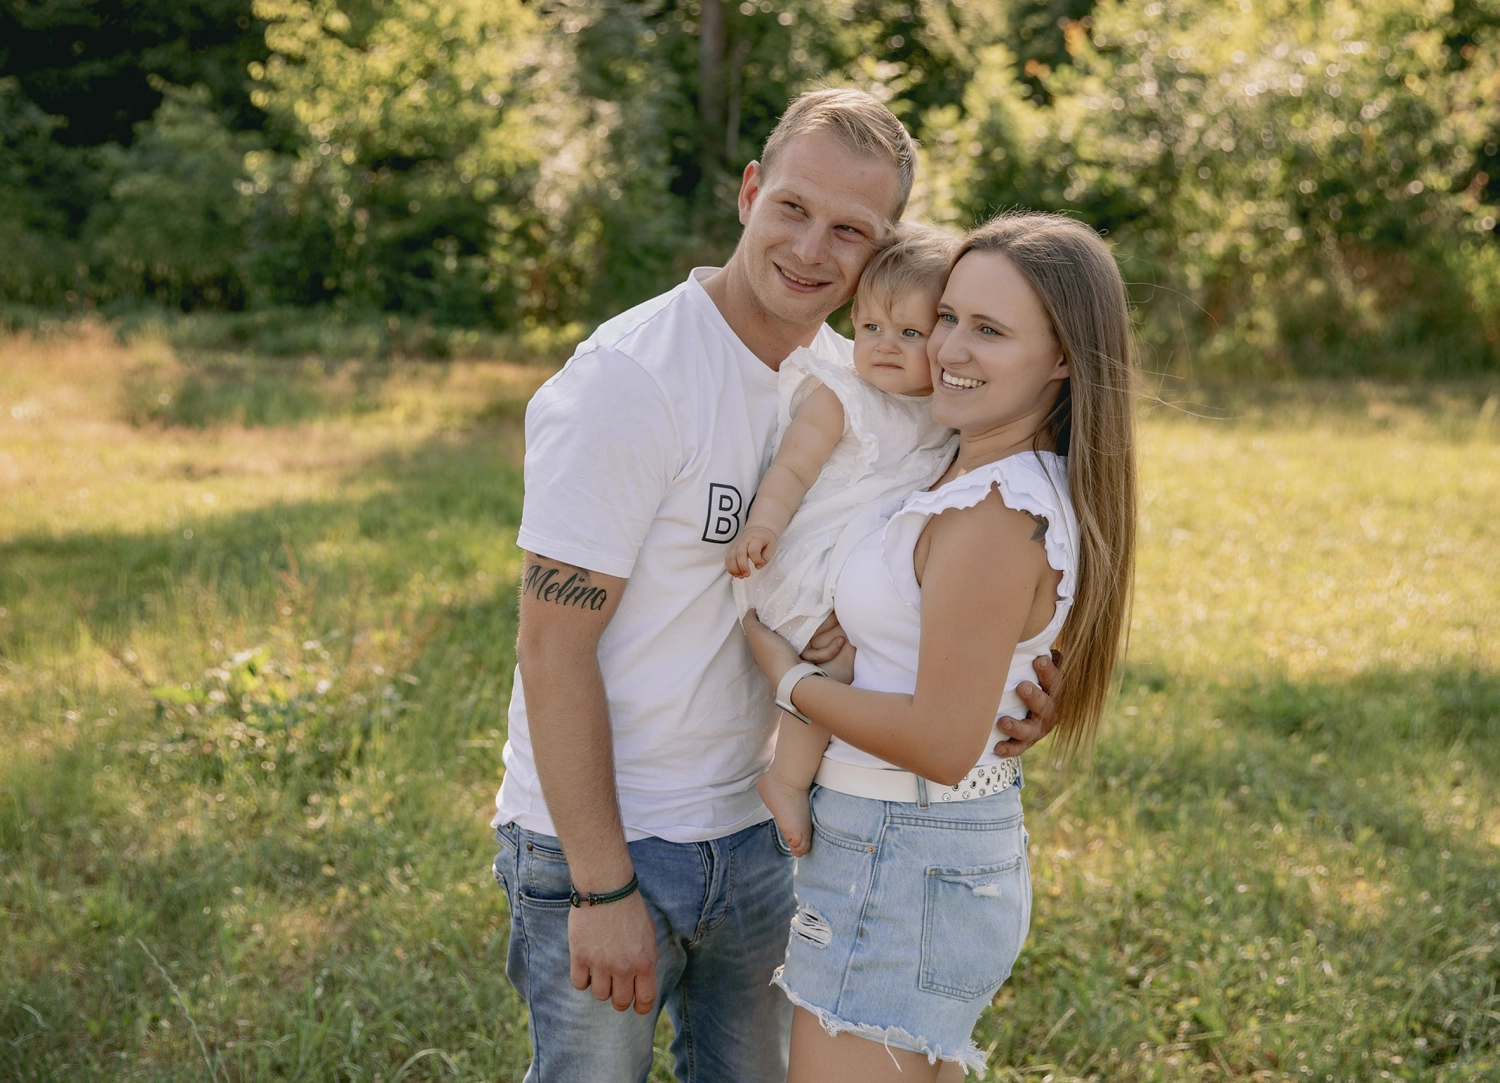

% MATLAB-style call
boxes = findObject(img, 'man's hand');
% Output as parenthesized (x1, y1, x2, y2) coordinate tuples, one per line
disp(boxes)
(993, 651, 1061, 757)
(799, 612, 847, 665)
(725, 527, 778, 579)
(568, 891, 659, 1013)
(797, 611, 854, 684)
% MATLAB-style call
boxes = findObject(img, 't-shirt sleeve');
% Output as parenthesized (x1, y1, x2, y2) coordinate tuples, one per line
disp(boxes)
(517, 347, 678, 580)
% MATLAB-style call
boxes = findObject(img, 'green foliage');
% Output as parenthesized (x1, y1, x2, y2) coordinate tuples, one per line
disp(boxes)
(89, 81, 256, 310)
(1, 0, 1498, 373)
(241, 0, 625, 326)
(0, 78, 90, 304)
(923, 0, 1500, 374)
(144, 629, 427, 789)
(0, 0, 270, 249)
(0, 0, 269, 148)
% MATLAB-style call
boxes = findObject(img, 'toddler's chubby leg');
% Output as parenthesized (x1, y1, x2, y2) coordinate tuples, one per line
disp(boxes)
(757, 712, 831, 857)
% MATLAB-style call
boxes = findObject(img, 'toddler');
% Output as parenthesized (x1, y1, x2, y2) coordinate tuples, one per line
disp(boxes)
(728, 224, 958, 855)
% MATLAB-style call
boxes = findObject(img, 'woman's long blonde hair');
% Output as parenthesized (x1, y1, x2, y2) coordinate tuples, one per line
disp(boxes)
(956, 211, 1137, 766)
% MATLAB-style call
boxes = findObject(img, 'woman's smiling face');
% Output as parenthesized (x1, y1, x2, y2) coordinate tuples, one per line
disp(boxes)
(927, 250, 1069, 436)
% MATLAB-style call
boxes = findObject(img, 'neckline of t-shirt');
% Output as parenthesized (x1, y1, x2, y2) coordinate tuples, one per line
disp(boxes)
(687, 267, 780, 388)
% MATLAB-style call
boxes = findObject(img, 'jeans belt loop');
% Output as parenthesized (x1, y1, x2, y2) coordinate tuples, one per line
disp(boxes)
(916, 777, 930, 808)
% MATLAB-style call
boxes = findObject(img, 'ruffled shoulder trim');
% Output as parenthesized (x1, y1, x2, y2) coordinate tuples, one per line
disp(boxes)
(881, 452, 1078, 608)
(776, 341, 880, 474)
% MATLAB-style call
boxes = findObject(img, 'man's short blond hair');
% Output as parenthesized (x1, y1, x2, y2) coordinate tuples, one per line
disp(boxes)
(855, 223, 958, 315)
(760, 89, 919, 219)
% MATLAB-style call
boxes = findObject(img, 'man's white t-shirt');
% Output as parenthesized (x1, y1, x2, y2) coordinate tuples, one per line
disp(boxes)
(493, 268, 849, 843)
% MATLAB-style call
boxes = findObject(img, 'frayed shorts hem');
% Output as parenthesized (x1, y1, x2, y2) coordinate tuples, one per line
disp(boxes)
(771, 968, 988, 1077)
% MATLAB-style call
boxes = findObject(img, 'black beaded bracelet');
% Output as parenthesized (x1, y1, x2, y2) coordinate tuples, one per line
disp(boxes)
(569, 873, 640, 908)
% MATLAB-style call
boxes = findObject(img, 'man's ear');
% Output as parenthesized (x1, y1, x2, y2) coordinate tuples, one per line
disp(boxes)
(738, 161, 763, 226)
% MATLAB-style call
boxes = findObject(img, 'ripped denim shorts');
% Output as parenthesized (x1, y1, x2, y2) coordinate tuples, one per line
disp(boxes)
(772, 781, 1030, 1076)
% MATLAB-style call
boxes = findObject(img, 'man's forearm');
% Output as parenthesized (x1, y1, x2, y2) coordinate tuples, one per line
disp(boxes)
(521, 641, 635, 892)
(511, 554, 656, 1010)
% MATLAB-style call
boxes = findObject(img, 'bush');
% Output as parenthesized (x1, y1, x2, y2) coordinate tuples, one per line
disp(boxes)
(88, 80, 257, 310)
(919, 0, 1500, 376)
(0, 78, 91, 306)
(242, 0, 616, 326)
(1, 0, 1497, 374)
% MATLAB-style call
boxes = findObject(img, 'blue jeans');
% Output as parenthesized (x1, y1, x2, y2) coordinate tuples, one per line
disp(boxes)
(493, 818, 796, 1083)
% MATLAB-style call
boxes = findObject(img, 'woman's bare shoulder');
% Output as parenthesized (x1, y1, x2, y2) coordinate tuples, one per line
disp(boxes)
(927, 485, 1052, 571)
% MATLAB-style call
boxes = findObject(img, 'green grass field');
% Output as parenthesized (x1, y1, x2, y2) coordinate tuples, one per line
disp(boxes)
(2, 323, 1497, 1082)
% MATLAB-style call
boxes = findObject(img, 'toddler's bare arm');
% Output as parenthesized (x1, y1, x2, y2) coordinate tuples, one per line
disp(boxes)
(725, 384, 845, 577)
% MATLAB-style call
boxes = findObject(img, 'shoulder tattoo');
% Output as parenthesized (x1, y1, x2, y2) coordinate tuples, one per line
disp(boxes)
(1026, 512, 1049, 545)
(522, 560, 608, 611)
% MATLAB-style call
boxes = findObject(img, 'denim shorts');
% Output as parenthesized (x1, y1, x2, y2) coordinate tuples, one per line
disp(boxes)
(773, 782, 1031, 1075)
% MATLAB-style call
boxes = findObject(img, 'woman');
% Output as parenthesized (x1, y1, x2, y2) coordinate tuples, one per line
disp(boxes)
(743, 211, 1138, 1080)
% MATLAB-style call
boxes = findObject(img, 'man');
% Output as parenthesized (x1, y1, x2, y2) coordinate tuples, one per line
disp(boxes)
(491, 89, 1061, 1083)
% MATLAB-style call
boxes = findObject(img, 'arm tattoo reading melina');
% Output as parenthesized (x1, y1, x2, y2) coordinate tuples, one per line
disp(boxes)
(522, 561, 609, 611)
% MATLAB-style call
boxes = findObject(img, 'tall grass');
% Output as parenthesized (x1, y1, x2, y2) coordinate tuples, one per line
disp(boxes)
(1, 327, 1496, 1081)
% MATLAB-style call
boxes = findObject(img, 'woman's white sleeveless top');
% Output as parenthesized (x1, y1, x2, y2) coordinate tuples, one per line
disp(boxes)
(825, 451, 1079, 772)
(732, 340, 956, 651)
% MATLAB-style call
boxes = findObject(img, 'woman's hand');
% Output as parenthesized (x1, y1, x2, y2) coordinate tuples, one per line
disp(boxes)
(741, 610, 803, 689)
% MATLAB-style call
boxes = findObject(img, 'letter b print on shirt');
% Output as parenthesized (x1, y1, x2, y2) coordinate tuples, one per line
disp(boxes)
(702, 483, 744, 543)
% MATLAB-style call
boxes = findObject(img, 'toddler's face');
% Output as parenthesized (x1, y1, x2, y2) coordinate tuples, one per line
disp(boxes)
(851, 291, 939, 396)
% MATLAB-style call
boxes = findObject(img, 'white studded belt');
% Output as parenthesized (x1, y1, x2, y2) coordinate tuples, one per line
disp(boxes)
(812, 756, 1020, 806)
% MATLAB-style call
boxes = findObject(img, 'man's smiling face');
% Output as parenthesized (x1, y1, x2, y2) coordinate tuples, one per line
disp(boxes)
(734, 131, 902, 332)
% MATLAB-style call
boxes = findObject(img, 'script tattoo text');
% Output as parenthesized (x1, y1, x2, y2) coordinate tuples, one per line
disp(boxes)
(522, 562, 608, 611)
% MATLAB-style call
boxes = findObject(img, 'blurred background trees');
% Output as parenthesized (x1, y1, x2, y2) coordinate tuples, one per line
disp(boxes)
(2, 0, 1497, 375)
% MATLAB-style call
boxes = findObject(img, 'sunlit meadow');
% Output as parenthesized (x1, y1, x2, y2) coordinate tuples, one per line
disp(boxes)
(1, 323, 1497, 1082)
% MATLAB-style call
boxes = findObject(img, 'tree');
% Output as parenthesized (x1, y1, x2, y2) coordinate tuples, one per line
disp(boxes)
(926, 0, 1500, 374)
(245, 0, 614, 324)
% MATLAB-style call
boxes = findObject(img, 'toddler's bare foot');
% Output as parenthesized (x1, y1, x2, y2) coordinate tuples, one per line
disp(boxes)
(758, 770, 813, 857)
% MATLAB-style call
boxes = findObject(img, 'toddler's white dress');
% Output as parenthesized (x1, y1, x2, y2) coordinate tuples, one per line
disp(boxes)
(732, 338, 956, 651)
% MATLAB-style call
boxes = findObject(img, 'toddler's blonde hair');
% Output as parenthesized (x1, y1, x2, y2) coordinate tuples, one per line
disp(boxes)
(854, 223, 959, 316)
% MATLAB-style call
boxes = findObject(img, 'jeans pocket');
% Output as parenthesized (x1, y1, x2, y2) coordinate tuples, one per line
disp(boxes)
(492, 827, 514, 897)
(769, 819, 795, 859)
(808, 787, 876, 853)
(517, 831, 574, 909)
(919, 855, 1031, 1000)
